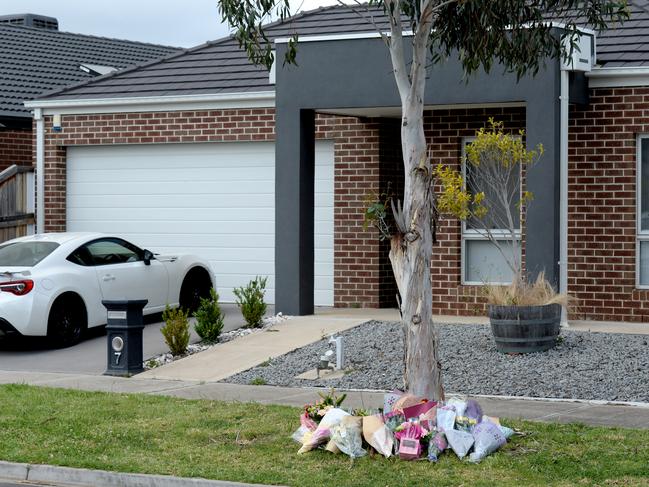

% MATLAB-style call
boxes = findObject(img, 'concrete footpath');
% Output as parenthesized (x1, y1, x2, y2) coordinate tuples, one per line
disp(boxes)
(2, 370, 649, 429)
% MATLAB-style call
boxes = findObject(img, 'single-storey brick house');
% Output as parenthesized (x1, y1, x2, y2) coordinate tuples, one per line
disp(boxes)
(24, 4, 649, 322)
(0, 13, 180, 171)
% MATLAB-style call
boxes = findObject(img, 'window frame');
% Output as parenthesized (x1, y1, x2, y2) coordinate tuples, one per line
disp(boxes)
(460, 136, 522, 286)
(67, 237, 145, 267)
(636, 135, 649, 289)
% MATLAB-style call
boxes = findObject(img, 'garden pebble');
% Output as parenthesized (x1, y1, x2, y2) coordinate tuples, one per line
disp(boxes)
(224, 320, 649, 403)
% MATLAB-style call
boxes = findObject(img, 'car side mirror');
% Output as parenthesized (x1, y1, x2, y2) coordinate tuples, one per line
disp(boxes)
(143, 249, 154, 266)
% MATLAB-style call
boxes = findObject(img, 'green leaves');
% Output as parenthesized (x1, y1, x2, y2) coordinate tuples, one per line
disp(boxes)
(220, 0, 629, 80)
(161, 305, 190, 356)
(363, 189, 394, 240)
(233, 276, 268, 328)
(194, 288, 225, 343)
(218, 0, 296, 70)
(429, 0, 629, 79)
(465, 119, 543, 170)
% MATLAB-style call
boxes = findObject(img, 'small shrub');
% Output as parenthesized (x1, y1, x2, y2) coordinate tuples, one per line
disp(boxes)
(249, 377, 267, 385)
(161, 305, 190, 356)
(194, 288, 224, 343)
(233, 276, 268, 328)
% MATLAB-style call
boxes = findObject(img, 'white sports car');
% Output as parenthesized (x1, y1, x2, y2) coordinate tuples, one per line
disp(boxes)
(0, 233, 213, 346)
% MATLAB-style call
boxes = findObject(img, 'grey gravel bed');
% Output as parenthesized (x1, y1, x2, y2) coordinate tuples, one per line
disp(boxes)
(223, 320, 649, 402)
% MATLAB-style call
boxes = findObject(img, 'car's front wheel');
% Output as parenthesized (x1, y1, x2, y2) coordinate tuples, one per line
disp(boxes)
(47, 294, 87, 348)
(179, 267, 212, 314)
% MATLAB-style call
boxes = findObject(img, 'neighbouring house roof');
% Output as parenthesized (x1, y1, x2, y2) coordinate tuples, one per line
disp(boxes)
(594, 0, 649, 67)
(0, 23, 181, 119)
(32, 2, 649, 104)
(28, 5, 398, 102)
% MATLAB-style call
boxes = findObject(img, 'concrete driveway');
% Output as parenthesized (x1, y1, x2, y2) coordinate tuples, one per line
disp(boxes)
(0, 303, 261, 375)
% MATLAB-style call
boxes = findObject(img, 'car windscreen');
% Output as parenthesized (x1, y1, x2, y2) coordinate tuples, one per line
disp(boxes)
(0, 241, 60, 267)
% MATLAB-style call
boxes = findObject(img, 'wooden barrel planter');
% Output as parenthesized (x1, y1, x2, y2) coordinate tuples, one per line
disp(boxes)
(488, 303, 562, 353)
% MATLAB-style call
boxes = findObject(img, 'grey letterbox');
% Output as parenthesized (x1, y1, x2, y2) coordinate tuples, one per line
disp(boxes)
(102, 299, 147, 376)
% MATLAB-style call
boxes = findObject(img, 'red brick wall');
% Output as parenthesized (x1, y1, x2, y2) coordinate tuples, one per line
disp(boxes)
(568, 87, 648, 322)
(41, 97, 649, 322)
(0, 128, 33, 171)
(424, 107, 527, 316)
(315, 115, 386, 307)
(42, 109, 388, 308)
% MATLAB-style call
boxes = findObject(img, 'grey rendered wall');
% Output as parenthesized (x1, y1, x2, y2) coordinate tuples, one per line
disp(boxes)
(275, 36, 567, 315)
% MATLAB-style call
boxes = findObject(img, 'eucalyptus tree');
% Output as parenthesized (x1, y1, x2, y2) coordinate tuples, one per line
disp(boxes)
(218, 0, 628, 400)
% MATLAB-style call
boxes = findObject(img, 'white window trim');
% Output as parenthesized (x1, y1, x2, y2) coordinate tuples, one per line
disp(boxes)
(636, 135, 649, 289)
(460, 136, 522, 286)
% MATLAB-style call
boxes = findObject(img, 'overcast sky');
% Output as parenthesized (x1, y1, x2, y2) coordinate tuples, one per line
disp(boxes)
(0, 0, 341, 47)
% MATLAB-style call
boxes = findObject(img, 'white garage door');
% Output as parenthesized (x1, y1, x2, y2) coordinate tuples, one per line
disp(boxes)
(66, 142, 334, 306)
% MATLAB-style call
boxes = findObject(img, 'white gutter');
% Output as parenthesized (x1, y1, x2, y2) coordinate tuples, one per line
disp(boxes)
(33, 107, 44, 234)
(587, 67, 649, 88)
(276, 31, 413, 43)
(276, 23, 594, 44)
(559, 70, 570, 326)
(24, 91, 276, 115)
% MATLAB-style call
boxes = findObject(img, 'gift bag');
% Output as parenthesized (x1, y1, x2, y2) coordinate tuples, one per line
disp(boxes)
(395, 421, 428, 461)
(402, 400, 436, 420)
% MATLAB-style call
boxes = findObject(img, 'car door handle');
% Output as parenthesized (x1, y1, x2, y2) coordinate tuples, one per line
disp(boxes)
(102, 275, 116, 282)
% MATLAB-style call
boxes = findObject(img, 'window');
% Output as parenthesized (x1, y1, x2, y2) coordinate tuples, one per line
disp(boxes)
(461, 137, 522, 285)
(0, 241, 59, 267)
(68, 238, 142, 267)
(637, 136, 649, 287)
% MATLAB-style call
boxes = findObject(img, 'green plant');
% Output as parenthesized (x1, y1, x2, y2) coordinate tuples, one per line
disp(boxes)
(435, 119, 572, 307)
(436, 119, 542, 283)
(161, 305, 190, 356)
(259, 358, 272, 367)
(249, 377, 267, 385)
(194, 288, 224, 343)
(304, 388, 347, 423)
(233, 276, 268, 328)
(363, 187, 393, 241)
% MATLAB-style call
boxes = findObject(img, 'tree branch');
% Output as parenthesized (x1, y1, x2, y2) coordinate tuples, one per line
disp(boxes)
(385, 0, 411, 103)
(408, 0, 435, 109)
(338, 0, 391, 45)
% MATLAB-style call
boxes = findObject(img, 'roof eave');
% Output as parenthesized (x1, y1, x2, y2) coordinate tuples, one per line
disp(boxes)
(587, 66, 649, 88)
(24, 90, 276, 115)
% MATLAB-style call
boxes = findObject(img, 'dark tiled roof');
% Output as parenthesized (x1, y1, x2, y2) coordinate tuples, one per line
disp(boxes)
(0, 23, 180, 118)
(595, 0, 649, 67)
(36, 3, 649, 103)
(34, 5, 392, 102)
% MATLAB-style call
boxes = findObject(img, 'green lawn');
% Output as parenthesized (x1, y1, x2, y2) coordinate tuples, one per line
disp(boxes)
(0, 384, 648, 486)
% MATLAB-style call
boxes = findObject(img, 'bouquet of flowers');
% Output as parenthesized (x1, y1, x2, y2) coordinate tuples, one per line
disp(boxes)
(292, 389, 514, 463)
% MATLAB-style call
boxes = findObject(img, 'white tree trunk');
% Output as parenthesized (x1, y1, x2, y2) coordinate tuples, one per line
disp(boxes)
(390, 101, 444, 401)
(386, 0, 444, 401)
